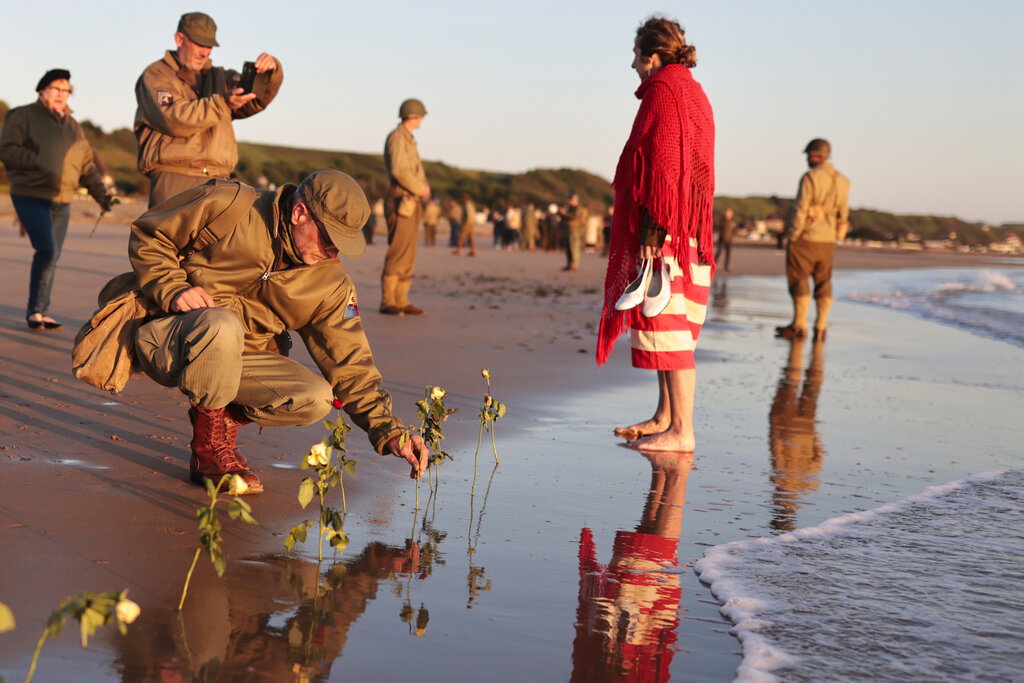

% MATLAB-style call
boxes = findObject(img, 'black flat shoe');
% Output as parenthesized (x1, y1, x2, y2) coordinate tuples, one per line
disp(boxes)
(27, 315, 62, 330)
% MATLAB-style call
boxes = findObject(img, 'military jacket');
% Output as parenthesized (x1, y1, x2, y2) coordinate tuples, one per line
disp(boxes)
(134, 50, 283, 178)
(129, 180, 401, 452)
(788, 161, 851, 243)
(384, 124, 427, 197)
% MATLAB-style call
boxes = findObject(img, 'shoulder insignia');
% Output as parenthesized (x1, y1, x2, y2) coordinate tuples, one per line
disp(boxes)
(157, 91, 173, 107)
(343, 292, 359, 319)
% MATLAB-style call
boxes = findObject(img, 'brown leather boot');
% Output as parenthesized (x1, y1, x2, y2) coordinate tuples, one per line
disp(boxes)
(189, 403, 254, 468)
(189, 405, 262, 494)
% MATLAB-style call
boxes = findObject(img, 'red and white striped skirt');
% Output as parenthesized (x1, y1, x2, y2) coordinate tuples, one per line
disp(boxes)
(630, 236, 712, 370)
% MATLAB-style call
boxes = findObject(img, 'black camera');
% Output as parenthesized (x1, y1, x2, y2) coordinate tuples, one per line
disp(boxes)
(237, 61, 270, 99)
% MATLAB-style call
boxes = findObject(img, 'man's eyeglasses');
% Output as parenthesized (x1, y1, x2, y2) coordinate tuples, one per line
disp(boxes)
(47, 86, 72, 95)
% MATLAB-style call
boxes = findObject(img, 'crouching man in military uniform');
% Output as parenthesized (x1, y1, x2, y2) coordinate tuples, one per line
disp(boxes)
(129, 169, 429, 493)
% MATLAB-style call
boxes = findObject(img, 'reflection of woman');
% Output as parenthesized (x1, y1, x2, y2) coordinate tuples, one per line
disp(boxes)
(571, 451, 693, 681)
(597, 16, 716, 452)
(0, 69, 112, 330)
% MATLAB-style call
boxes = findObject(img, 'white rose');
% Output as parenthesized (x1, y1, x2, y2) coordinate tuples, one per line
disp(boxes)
(115, 599, 140, 625)
(430, 386, 446, 401)
(228, 474, 249, 496)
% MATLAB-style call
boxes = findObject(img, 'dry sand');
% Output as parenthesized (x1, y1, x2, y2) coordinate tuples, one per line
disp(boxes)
(1, 198, 1021, 680)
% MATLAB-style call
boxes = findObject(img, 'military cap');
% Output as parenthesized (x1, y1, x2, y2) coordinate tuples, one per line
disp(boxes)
(804, 138, 831, 159)
(177, 12, 219, 48)
(298, 169, 370, 258)
(399, 98, 427, 119)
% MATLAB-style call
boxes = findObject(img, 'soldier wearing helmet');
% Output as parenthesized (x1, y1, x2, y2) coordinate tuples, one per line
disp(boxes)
(380, 99, 431, 315)
(776, 138, 851, 341)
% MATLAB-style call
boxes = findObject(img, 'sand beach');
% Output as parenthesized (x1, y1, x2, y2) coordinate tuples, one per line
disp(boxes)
(1, 199, 1022, 681)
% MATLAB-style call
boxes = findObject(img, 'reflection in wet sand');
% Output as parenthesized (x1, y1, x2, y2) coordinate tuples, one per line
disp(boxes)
(115, 541, 425, 681)
(768, 337, 826, 531)
(571, 451, 694, 681)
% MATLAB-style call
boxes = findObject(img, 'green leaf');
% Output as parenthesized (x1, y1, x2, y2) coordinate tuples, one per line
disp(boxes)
(204, 477, 217, 499)
(298, 478, 315, 509)
(79, 606, 106, 647)
(238, 509, 258, 526)
(344, 460, 356, 476)
(210, 547, 226, 577)
(0, 602, 14, 633)
(45, 609, 66, 638)
(329, 530, 349, 552)
(496, 402, 507, 418)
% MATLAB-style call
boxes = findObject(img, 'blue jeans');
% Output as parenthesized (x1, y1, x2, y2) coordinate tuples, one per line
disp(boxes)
(11, 195, 71, 317)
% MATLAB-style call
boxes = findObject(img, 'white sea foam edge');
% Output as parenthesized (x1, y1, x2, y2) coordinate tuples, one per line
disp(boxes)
(692, 469, 1011, 683)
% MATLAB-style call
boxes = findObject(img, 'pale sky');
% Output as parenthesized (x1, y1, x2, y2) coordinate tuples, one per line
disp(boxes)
(1, 1, 1022, 224)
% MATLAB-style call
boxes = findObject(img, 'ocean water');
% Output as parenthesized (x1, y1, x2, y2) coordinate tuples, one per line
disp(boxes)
(841, 266, 1024, 348)
(694, 264, 1024, 682)
(695, 469, 1024, 682)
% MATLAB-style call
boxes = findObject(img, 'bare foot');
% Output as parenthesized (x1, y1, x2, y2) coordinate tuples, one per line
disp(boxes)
(614, 418, 668, 440)
(628, 428, 695, 453)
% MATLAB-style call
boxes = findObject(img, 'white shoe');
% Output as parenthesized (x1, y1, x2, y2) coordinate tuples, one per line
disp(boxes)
(642, 259, 672, 317)
(615, 258, 653, 311)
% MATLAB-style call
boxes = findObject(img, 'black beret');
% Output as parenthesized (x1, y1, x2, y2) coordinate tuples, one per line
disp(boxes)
(36, 69, 71, 92)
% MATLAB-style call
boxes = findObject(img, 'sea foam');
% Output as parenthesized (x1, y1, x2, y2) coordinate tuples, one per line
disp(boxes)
(695, 469, 1024, 682)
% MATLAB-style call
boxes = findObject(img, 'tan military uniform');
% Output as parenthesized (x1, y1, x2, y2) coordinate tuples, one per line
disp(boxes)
(134, 50, 283, 207)
(563, 204, 588, 269)
(0, 100, 108, 204)
(381, 124, 428, 308)
(422, 200, 442, 246)
(457, 198, 477, 253)
(784, 160, 851, 332)
(129, 180, 404, 453)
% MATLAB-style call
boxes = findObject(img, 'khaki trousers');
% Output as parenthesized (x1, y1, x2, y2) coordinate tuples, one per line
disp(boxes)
(786, 240, 835, 300)
(135, 308, 333, 427)
(382, 192, 421, 308)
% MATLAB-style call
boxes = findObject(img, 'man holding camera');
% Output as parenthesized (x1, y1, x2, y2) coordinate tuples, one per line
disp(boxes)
(134, 12, 283, 208)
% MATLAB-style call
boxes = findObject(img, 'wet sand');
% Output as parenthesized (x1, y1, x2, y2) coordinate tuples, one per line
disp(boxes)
(1, 200, 1022, 681)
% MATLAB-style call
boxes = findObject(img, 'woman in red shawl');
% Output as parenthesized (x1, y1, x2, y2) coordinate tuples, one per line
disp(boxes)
(597, 16, 715, 452)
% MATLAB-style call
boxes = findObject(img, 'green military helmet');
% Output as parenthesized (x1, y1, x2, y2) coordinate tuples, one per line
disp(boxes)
(399, 98, 427, 119)
(804, 138, 831, 159)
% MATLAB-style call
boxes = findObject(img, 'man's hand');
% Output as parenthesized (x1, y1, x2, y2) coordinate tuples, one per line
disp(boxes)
(421, 183, 431, 200)
(226, 87, 257, 110)
(385, 433, 429, 479)
(253, 53, 277, 73)
(170, 286, 216, 313)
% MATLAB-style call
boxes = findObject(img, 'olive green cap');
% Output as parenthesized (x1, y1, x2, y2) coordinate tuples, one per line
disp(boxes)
(177, 12, 219, 48)
(804, 138, 831, 159)
(399, 98, 427, 119)
(297, 169, 369, 258)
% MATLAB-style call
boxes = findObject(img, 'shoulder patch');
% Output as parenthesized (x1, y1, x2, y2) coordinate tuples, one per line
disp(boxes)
(343, 292, 359, 319)
(157, 91, 173, 107)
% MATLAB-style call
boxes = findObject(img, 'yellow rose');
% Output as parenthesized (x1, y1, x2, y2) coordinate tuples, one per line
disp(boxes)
(481, 368, 490, 379)
(115, 599, 141, 625)
(306, 442, 329, 467)
(430, 386, 446, 401)
(228, 474, 249, 496)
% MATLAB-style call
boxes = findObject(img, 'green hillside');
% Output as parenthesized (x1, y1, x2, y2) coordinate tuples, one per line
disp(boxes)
(1, 100, 1019, 247)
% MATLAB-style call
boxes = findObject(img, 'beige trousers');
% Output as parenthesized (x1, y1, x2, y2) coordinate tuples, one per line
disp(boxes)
(381, 192, 422, 308)
(134, 308, 333, 427)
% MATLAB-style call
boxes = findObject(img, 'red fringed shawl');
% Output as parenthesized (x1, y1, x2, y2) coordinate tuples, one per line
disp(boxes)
(596, 64, 716, 367)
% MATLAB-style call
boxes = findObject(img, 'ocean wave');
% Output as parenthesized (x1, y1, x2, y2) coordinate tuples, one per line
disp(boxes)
(845, 268, 1024, 347)
(694, 469, 1024, 682)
